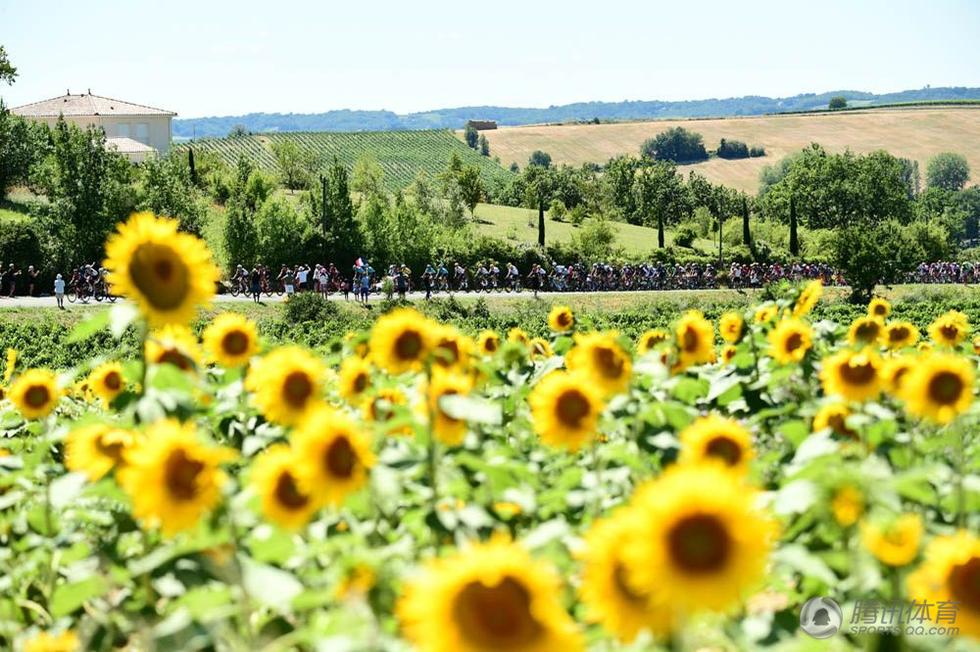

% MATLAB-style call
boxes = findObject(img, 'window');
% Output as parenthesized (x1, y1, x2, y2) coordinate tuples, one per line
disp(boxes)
(135, 123, 149, 144)
(117, 123, 130, 138)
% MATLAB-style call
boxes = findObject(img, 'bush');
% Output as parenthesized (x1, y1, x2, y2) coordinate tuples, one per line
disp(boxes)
(829, 96, 847, 110)
(640, 127, 708, 164)
(749, 146, 766, 158)
(282, 291, 338, 323)
(673, 225, 698, 248)
(717, 139, 750, 160)
(0, 217, 44, 279)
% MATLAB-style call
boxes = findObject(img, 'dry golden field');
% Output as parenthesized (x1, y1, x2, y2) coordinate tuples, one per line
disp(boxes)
(479, 107, 980, 194)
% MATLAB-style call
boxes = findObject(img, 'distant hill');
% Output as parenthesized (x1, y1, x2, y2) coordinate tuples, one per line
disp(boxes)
(174, 87, 980, 138)
(176, 130, 513, 190)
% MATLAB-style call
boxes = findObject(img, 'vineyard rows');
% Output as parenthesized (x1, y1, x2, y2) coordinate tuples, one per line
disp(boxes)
(177, 129, 514, 189)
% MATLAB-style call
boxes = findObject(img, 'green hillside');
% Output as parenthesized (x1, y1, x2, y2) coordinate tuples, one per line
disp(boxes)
(177, 130, 514, 189)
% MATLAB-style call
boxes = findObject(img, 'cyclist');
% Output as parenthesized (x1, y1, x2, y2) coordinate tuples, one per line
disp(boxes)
(453, 262, 468, 291)
(438, 261, 450, 291)
(505, 261, 520, 291)
(423, 262, 436, 299)
(250, 266, 262, 303)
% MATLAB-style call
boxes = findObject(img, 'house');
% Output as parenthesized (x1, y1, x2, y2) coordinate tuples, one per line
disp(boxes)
(11, 90, 176, 162)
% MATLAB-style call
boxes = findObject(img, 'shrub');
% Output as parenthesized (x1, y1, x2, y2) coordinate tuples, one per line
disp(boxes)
(717, 139, 750, 160)
(673, 225, 698, 248)
(829, 96, 847, 110)
(282, 291, 339, 323)
(0, 217, 43, 277)
(749, 146, 766, 158)
(640, 127, 708, 164)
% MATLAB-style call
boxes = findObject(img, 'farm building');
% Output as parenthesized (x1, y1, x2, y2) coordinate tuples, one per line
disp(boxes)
(10, 90, 176, 162)
(465, 119, 497, 131)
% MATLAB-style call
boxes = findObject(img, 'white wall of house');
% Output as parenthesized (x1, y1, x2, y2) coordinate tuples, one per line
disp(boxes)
(28, 114, 173, 154)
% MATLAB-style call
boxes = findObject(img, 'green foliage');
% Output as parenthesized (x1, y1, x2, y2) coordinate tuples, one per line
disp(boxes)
(832, 220, 941, 301)
(222, 157, 260, 268)
(137, 154, 208, 235)
(640, 127, 708, 163)
(254, 193, 312, 269)
(0, 104, 48, 200)
(281, 291, 339, 323)
(572, 218, 618, 261)
(673, 224, 698, 248)
(716, 138, 750, 159)
(270, 139, 315, 190)
(0, 44, 16, 85)
(0, 217, 42, 273)
(925, 152, 970, 191)
(528, 150, 552, 169)
(478, 134, 490, 157)
(463, 124, 479, 149)
(828, 96, 848, 110)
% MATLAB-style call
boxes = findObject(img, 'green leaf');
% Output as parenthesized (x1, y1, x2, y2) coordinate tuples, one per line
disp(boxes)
(109, 302, 140, 339)
(65, 310, 110, 343)
(439, 394, 502, 425)
(773, 544, 838, 586)
(50, 576, 108, 616)
(240, 556, 302, 612)
(49, 472, 88, 509)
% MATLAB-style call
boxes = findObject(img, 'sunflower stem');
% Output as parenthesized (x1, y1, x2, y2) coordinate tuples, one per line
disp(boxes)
(228, 512, 257, 644)
(423, 360, 440, 536)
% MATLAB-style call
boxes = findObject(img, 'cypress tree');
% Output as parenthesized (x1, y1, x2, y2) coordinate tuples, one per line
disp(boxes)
(538, 198, 545, 247)
(741, 195, 751, 245)
(187, 147, 197, 186)
(789, 195, 800, 256)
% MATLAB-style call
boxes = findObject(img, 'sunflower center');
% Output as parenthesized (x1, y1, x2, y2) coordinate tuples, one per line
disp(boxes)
(556, 389, 591, 428)
(612, 563, 647, 605)
(24, 384, 51, 408)
(855, 322, 880, 342)
(557, 312, 571, 327)
(282, 371, 313, 408)
(436, 339, 460, 365)
(681, 326, 700, 352)
(483, 338, 498, 353)
(939, 324, 960, 342)
(927, 371, 965, 406)
(668, 514, 731, 574)
(452, 577, 543, 648)
(705, 435, 742, 465)
(96, 434, 126, 464)
(594, 346, 625, 379)
(103, 371, 122, 391)
(873, 305, 887, 317)
(164, 449, 204, 500)
(948, 557, 980, 611)
(394, 330, 423, 361)
(840, 359, 875, 386)
(157, 348, 194, 371)
(324, 436, 356, 478)
(274, 470, 310, 510)
(352, 372, 369, 394)
(784, 332, 804, 353)
(221, 330, 249, 356)
(889, 327, 909, 343)
(128, 243, 191, 310)
(827, 413, 857, 439)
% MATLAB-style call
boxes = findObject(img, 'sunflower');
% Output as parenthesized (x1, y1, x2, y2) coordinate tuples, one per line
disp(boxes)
(898, 353, 975, 424)
(245, 346, 326, 426)
(65, 423, 135, 481)
(636, 329, 669, 355)
(862, 513, 922, 567)
(529, 338, 553, 360)
(882, 321, 919, 350)
(720, 344, 738, 364)
(86, 361, 126, 405)
(768, 318, 813, 364)
(830, 485, 864, 527)
(881, 356, 914, 394)
(848, 316, 884, 347)
(507, 327, 530, 347)
(907, 530, 980, 638)
(118, 419, 235, 536)
(675, 311, 715, 367)
(9, 369, 61, 419)
(363, 387, 411, 435)
(103, 212, 219, 327)
(428, 370, 475, 446)
(338, 357, 373, 401)
(793, 280, 823, 317)
(145, 324, 202, 372)
(250, 444, 319, 530)
(292, 405, 375, 507)
(867, 297, 891, 319)
(548, 305, 575, 332)
(397, 537, 584, 652)
(678, 414, 754, 474)
(202, 313, 259, 367)
(529, 371, 604, 451)
(566, 332, 632, 395)
(432, 325, 472, 371)
(812, 402, 858, 440)
(22, 630, 79, 652)
(476, 330, 500, 356)
(719, 312, 744, 343)
(3, 347, 16, 383)
(754, 304, 778, 324)
(819, 349, 882, 401)
(928, 310, 970, 347)
(578, 514, 675, 642)
(369, 308, 433, 374)
(973, 335, 980, 355)
(620, 465, 776, 614)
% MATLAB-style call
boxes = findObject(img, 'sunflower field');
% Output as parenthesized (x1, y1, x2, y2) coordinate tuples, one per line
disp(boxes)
(1, 213, 978, 652)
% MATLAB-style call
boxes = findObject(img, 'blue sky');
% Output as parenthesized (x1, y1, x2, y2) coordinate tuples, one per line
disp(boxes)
(2, 0, 978, 118)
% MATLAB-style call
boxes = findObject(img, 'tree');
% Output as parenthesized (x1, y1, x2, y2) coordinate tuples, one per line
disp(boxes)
(228, 124, 248, 138)
(789, 195, 799, 256)
(351, 155, 385, 198)
(640, 127, 708, 163)
(0, 45, 17, 85)
(321, 159, 363, 270)
(741, 195, 752, 247)
(479, 134, 490, 157)
(834, 220, 934, 302)
(271, 140, 314, 190)
(538, 202, 545, 247)
(255, 193, 311, 269)
(0, 104, 48, 200)
(529, 150, 552, 169)
(926, 152, 970, 191)
(603, 155, 641, 223)
(138, 154, 207, 235)
(187, 147, 197, 186)
(223, 157, 259, 268)
(456, 166, 484, 215)
(464, 124, 479, 149)
(828, 96, 847, 110)
(634, 161, 690, 238)
(717, 139, 750, 159)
